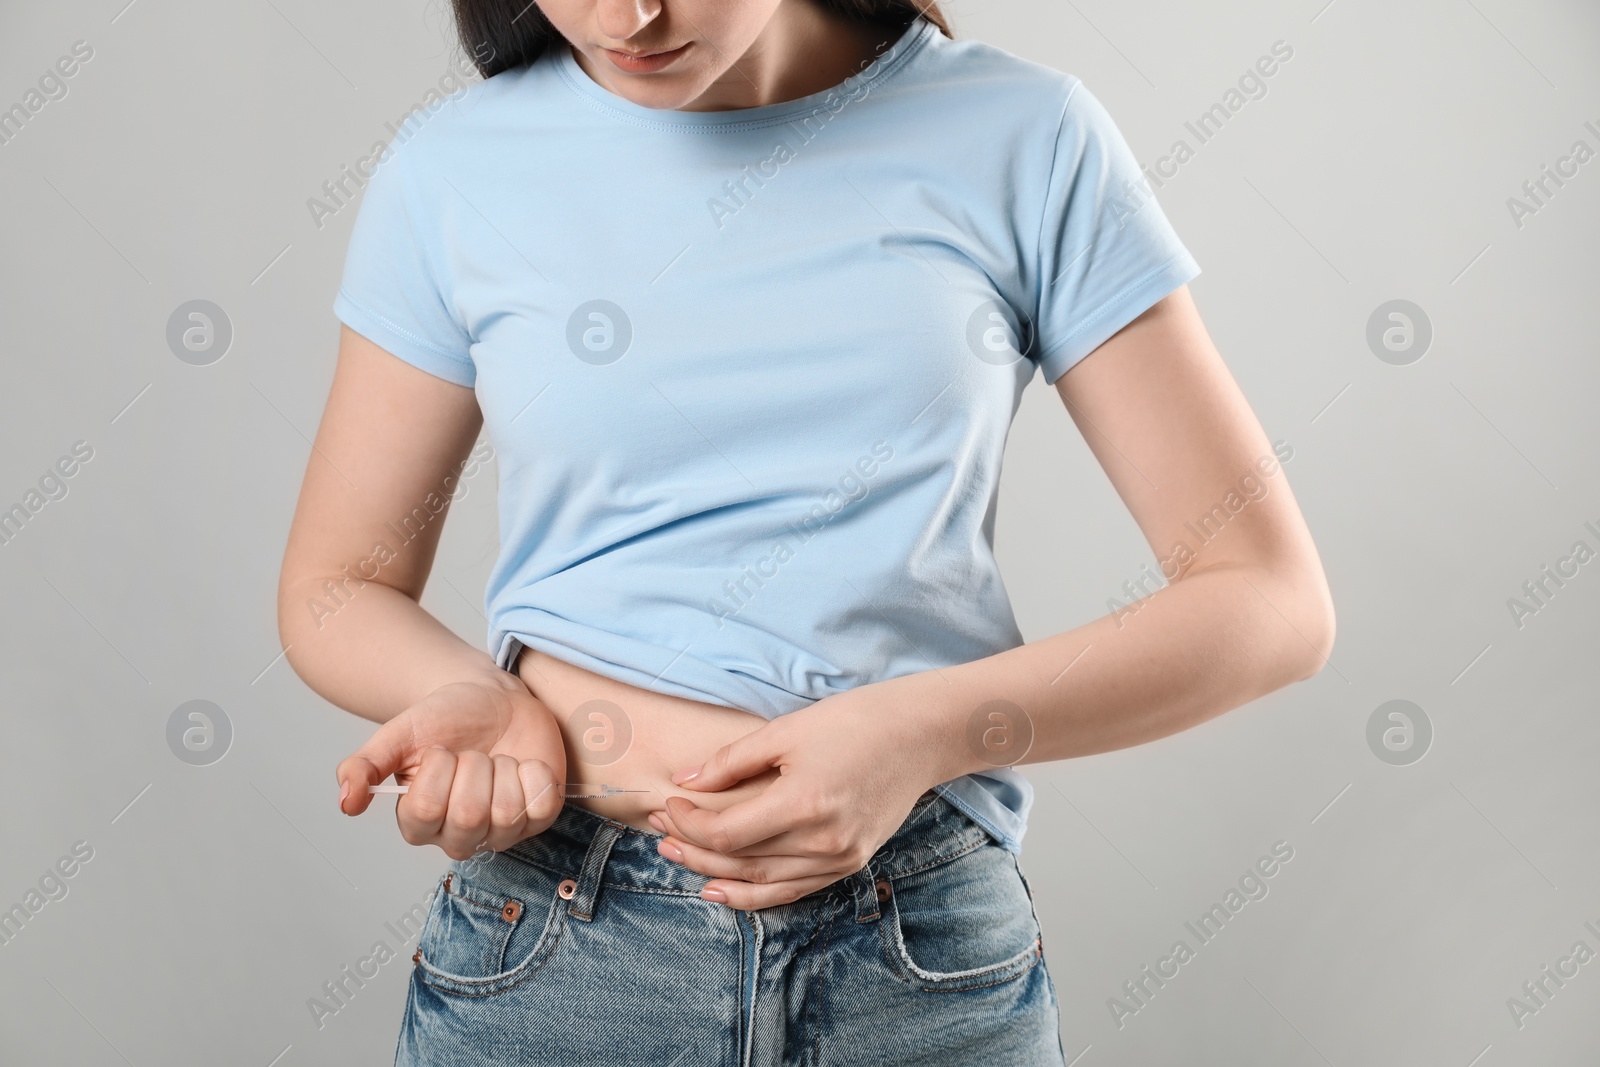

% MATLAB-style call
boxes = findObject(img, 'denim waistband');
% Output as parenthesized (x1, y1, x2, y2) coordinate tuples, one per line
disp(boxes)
(482, 787, 995, 912)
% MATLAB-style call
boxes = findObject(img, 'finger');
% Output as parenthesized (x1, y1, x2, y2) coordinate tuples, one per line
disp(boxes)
(655, 834, 854, 885)
(482, 754, 529, 853)
(703, 872, 843, 912)
(648, 798, 732, 851)
(651, 803, 842, 862)
(660, 789, 816, 857)
(672, 722, 786, 792)
(518, 760, 561, 834)
(439, 751, 494, 860)
(336, 715, 421, 815)
(395, 746, 456, 845)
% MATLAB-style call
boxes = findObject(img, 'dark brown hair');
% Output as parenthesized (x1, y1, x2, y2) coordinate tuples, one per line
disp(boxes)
(452, 0, 952, 79)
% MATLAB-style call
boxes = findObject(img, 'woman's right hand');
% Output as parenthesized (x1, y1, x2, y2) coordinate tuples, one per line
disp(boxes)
(334, 678, 569, 859)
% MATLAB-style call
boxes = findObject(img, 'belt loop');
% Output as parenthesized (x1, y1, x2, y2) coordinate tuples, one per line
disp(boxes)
(568, 818, 624, 922)
(851, 862, 881, 923)
(851, 793, 935, 924)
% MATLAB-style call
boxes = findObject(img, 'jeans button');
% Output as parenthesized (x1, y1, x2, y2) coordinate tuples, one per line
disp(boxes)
(875, 879, 891, 903)
(557, 878, 577, 900)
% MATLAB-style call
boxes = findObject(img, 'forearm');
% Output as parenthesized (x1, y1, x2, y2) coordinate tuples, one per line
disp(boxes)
(278, 574, 519, 725)
(906, 560, 1335, 786)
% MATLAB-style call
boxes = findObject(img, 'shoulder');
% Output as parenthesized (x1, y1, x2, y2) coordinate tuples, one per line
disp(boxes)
(371, 60, 552, 177)
(904, 28, 1082, 118)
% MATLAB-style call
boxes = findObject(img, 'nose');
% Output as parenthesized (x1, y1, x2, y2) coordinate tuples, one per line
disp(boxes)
(594, 0, 664, 45)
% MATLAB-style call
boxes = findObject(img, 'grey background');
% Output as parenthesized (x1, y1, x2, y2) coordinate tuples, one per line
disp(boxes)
(1, 0, 1596, 1063)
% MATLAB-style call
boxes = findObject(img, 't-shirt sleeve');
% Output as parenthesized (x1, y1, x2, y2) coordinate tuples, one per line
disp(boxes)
(1030, 79, 1200, 384)
(331, 150, 477, 388)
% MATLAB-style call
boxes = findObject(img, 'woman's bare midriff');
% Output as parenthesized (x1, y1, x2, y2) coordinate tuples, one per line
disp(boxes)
(513, 645, 780, 833)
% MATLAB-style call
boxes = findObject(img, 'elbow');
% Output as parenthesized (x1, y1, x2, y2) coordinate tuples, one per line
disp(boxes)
(275, 585, 301, 676)
(1284, 572, 1336, 683)
(276, 601, 298, 669)
(276, 568, 315, 670)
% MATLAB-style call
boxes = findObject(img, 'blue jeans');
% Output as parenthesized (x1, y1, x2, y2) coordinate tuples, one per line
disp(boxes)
(394, 790, 1066, 1066)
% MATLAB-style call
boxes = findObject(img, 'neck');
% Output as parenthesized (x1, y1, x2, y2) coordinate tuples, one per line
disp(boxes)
(574, 4, 899, 113)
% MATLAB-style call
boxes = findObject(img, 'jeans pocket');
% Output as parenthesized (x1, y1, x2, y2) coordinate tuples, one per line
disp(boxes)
(879, 840, 1043, 992)
(413, 855, 566, 997)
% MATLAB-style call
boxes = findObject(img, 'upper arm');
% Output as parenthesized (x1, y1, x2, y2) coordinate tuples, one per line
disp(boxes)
(1053, 286, 1325, 588)
(278, 325, 484, 606)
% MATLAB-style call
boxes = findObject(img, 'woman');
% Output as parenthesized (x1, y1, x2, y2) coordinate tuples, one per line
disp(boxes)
(278, 0, 1335, 1063)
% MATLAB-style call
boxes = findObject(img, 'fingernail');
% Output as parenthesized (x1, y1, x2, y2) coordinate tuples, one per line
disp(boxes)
(671, 765, 701, 785)
(657, 839, 684, 863)
(701, 886, 727, 904)
(338, 781, 349, 809)
(646, 812, 665, 832)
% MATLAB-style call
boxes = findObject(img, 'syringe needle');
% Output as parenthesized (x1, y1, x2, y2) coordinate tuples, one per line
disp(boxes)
(561, 783, 650, 798)
(366, 782, 648, 798)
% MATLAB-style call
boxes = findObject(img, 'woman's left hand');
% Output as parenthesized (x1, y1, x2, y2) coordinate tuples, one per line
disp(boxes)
(646, 678, 953, 910)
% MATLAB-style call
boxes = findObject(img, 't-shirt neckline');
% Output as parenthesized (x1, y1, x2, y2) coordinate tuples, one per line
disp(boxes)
(553, 16, 935, 131)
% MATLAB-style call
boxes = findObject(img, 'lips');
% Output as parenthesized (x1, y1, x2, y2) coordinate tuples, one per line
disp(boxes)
(600, 41, 690, 74)
(611, 45, 680, 58)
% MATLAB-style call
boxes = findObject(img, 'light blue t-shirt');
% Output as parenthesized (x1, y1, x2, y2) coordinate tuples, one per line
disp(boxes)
(332, 15, 1199, 854)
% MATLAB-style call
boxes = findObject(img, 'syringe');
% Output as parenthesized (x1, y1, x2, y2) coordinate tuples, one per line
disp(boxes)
(367, 782, 647, 799)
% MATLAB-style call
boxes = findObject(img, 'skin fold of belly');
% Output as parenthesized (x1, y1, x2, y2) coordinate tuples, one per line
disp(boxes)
(515, 646, 782, 835)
